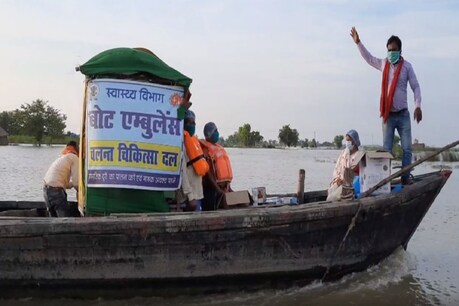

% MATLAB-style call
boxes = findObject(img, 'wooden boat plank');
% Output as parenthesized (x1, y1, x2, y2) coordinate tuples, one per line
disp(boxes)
(0, 170, 452, 293)
(0, 236, 44, 250)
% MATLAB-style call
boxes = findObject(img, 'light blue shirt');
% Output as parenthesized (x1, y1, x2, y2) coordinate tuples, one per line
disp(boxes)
(357, 42, 422, 112)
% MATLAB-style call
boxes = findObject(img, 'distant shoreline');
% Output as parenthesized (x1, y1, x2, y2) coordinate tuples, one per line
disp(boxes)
(4, 142, 458, 162)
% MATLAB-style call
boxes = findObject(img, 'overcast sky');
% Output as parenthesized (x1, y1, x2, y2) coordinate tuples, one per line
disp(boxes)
(0, 0, 458, 147)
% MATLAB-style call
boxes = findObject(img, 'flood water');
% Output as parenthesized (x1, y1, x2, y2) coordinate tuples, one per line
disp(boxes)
(0, 145, 458, 305)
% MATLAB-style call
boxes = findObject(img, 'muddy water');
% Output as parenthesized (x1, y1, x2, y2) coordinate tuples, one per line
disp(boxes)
(1, 146, 458, 305)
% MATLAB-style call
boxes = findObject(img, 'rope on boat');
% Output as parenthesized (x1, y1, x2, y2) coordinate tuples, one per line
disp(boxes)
(321, 139, 459, 282)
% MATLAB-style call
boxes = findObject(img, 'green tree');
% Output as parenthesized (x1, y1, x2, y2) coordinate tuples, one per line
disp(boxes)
(225, 132, 239, 147)
(301, 138, 309, 148)
(19, 99, 67, 146)
(261, 139, 278, 148)
(0, 111, 11, 133)
(333, 135, 344, 149)
(298, 139, 307, 148)
(278, 125, 299, 147)
(310, 138, 317, 148)
(0, 110, 22, 135)
(236, 123, 264, 147)
(44, 104, 67, 145)
(248, 130, 263, 146)
(238, 124, 251, 147)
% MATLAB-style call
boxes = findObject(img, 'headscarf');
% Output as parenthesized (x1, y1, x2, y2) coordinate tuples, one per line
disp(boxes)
(185, 109, 195, 120)
(346, 129, 360, 147)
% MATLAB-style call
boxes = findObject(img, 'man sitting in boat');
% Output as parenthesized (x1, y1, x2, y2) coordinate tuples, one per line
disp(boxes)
(43, 141, 79, 217)
(327, 130, 364, 201)
(200, 122, 233, 210)
(176, 110, 209, 211)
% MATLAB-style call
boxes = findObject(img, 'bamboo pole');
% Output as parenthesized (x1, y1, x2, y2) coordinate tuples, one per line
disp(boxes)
(77, 79, 89, 216)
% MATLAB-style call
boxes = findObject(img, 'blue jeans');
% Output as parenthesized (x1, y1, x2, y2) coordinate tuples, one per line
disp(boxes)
(382, 109, 412, 182)
(43, 186, 70, 217)
(194, 199, 202, 212)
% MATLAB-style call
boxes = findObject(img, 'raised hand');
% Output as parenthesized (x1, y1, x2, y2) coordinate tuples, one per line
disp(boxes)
(350, 27, 360, 44)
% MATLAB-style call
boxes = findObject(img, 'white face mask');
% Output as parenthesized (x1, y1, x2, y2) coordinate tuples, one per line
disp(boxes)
(345, 141, 354, 150)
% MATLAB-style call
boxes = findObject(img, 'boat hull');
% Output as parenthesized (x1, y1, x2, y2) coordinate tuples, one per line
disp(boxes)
(0, 171, 451, 296)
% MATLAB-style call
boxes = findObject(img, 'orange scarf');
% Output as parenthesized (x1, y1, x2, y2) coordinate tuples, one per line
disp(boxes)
(380, 57, 404, 123)
(61, 145, 79, 156)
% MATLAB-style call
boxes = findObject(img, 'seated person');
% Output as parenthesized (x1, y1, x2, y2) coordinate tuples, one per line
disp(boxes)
(200, 122, 233, 210)
(327, 129, 363, 201)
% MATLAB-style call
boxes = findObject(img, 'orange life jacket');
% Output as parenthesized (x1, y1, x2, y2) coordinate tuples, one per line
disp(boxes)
(184, 131, 209, 176)
(199, 140, 233, 183)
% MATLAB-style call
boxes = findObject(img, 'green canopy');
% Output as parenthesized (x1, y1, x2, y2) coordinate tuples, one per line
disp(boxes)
(78, 47, 192, 89)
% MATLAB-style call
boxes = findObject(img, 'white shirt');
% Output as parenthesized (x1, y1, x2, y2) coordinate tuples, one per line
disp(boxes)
(357, 42, 422, 111)
(43, 153, 79, 189)
(180, 151, 204, 201)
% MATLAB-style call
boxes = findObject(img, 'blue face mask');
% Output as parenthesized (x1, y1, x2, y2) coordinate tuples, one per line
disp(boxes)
(184, 124, 195, 136)
(211, 131, 219, 143)
(387, 50, 401, 64)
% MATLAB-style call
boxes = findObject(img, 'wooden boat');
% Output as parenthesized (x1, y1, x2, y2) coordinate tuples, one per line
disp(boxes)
(0, 170, 452, 297)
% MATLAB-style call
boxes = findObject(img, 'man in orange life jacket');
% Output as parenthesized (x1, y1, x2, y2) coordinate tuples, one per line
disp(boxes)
(177, 110, 205, 211)
(351, 27, 422, 185)
(200, 122, 233, 210)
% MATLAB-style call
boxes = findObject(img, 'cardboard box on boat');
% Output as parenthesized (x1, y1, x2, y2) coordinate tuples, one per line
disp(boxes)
(225, 191, 251, 207)
(358, 151, 393, 195)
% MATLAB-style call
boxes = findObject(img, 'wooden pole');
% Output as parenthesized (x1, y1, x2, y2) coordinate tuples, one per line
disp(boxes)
(361, 139, 459, 198)
(297, 169, 305, 204)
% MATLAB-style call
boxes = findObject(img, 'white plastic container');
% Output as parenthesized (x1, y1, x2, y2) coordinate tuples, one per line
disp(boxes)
(252, 188, 259, 206)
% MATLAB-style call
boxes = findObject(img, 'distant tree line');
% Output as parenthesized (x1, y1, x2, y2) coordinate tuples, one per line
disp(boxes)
(219, 123, 346, 149)
(0, 100, 355, 150)
(0, 99, 70, 146)
(223, 123, 264, 147)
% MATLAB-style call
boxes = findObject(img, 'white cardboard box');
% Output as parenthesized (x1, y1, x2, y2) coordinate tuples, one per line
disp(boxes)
(359, 151, 393, 195)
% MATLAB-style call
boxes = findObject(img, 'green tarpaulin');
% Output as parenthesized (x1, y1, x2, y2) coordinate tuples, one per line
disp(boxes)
(85, 188, 169, 215)
(79, 47, 192, 89)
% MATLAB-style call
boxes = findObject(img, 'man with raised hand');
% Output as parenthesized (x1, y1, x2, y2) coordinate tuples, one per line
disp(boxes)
(350, 27, 422, 185)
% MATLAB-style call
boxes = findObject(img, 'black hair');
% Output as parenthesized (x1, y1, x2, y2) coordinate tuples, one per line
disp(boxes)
(184, 117, 195, 125)
(386, 35, 402, 51)
(67, 141, 78, 148)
